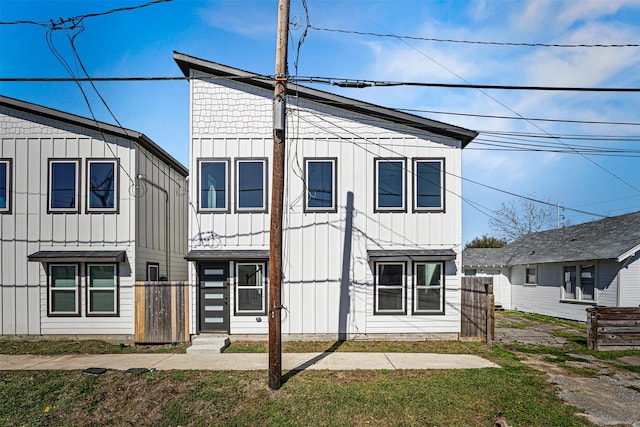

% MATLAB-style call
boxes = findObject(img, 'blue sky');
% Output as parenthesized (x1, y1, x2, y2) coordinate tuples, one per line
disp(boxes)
(1, 0, 639, 245)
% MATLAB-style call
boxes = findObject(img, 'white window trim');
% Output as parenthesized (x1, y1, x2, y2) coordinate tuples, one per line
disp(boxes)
(561, 264, 597, 303)
(304, 158, 337, 213)
(147, 263, 160, 281)
(413, 262, 445, 314)
(87, 264, 119, 316)
(235, 262, 267, 315)
(86, 159, 119, 213)
(198, 158, 230, 212)
(524, 266, 537, 286)
(413, 158, 445, 212)
(48, 159, 80, 213)
(375, 262, 406, 314)
(374, 158, 406, 212)
(48, 264, 80, 316)
(235, 158, 268, 213)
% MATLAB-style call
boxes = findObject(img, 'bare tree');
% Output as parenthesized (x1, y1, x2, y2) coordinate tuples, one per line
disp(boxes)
(489, 198, 555, 242)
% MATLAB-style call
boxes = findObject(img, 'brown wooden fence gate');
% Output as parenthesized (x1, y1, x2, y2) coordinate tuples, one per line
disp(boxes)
(587, 307, 640, 351)
(134, 281, 190, 344)
(460, 277, 495, 344)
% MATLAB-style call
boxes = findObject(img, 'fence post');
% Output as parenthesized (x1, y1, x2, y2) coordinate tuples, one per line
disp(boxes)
(586, 307, 596, 350)
(485, 282, 495, 346)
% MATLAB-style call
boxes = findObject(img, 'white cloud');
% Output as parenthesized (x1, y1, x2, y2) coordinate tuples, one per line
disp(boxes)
(197, 1, 276, 38)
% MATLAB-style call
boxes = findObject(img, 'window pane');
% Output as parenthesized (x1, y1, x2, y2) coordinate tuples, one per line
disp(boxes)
(379, 264, 403, 285)
(378, 288, 403, 310)
(564, 266, 576, 299)
(0, 162, 7, 209)
(90, 290, 115, 312)
(238, 264, 261, 287)
(238, 161, 264, 209)
(51, 265, 76, 288)
(89, 266, 115, 288)
(307, 161, 333, 208)
(148, 265, 159, 281)
(416, 288, 441, 311)
(52, 290, 76, 312)
(416, 263, 441, 286)
(581, 265, 595, 301)
(238, 289, 263, 311)
(89, 162, 115, 209)
(51, 162, 77, 209)
(416, 161, 442, 208)
(377, 161, 403, 208)
(200, 162, 226, 209)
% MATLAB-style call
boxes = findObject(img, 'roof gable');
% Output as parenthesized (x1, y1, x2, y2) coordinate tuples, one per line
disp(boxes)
(173, 51, 478, 147)
(0, 95, 188, 177)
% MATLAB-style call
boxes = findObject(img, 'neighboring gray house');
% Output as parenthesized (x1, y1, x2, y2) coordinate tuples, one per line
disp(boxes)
(463, 211, 640, 321)
(0, 95, 188, 339)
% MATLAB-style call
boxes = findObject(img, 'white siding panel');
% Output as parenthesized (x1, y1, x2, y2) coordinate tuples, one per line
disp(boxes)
(619, 254, 640, 306)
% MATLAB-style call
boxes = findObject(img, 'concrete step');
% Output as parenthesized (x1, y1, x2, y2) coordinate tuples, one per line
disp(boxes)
(186, 336, 229, 354)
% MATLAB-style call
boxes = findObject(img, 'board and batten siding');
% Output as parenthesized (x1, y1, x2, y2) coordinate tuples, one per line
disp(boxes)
(188, 72, 463, 337)
(134, 147, 188, 282)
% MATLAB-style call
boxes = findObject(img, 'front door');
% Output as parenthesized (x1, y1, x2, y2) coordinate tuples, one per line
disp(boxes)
(198, 262, 230, 333)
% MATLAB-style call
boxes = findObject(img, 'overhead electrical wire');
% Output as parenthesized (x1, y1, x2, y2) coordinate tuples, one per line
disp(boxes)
(308, 25, 640, 48)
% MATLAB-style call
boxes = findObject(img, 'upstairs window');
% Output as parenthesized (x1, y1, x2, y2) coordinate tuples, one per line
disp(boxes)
(236, 263, 267, 314)
(236, 159, 267, 212)
(49, 160, 80, 213)
(199, 159, 229, 212)
(87, 159, 118, 213)
(0, 159, 10, 213)
(48, 264, 79, 316)
(305, 158, 336, 212)
(414, 159, 444, 212)
(375, 158, 405, 212)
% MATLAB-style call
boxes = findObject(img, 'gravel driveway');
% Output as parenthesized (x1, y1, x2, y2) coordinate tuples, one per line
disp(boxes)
(497, 312, 640, 426)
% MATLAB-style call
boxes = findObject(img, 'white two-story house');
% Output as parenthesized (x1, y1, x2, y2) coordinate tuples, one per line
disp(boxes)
(175, 52, 478, 339)
(0, 95, 188, 340)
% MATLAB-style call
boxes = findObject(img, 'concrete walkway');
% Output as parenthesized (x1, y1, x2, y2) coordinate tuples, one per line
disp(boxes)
(0, 352, 499, 371)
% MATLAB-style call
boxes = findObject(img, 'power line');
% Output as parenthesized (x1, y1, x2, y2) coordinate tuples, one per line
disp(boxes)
(309, 25, 640, 48)
(0, 0, 172, 27)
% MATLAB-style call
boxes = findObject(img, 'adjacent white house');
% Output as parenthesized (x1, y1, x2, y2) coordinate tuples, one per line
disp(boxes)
(0, 95, 188, 339)
(463, 211, 640, 321)
(174, 52, 478, 339)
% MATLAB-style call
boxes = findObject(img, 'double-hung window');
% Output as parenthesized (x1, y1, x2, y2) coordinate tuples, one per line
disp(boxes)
(236, 262, 266, 314)
(236, 159, 267, 212)
(563, 264, 595, 302)
(199, 159, 229, 212)
(414, 159, 444, 212)
(0, 159, 10, 213)
(525, 267, 537, 285)
(87, 159, 118, 213)
(48, 264, 80, 316)
(375, 158, 405, 212)
(49, 159, 80, 213)
(414, 262, 444, 314)
(305, 158, 336, 212)
(87, 264, 118, 315)
(375, 262, 406, 314)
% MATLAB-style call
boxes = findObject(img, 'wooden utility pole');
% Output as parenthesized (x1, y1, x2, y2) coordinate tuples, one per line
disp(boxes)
(269, 0, 290, 391)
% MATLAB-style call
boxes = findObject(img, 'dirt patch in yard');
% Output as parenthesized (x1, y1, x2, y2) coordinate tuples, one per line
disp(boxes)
(497, 311, 640, 426)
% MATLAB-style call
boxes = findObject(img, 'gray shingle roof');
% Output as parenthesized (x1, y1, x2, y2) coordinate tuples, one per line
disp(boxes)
(464, 211, 640, 266)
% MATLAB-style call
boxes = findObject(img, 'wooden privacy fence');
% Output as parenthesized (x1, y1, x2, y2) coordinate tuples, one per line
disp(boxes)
(460, 277, 495, 345)
(587, 307, 640, 351)
(135, 281, 190, 344)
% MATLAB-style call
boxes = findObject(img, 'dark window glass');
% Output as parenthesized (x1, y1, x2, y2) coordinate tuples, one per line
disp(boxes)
(415, 263, 442, 312)
(50, 162, 77, 209)
(580, 265, 595, 301)
(307, 161, 334, 209)
(238, 161, 264, 209)
(376, 263, 404, 312)
(88, 265, 116, 314)
(564, 266, 576, 299)
(237, 263, 265, 313)
(0, 162, 7, 210)
(200, 162, 227, 210)
(377, 161, 403, 208)
(50, 265, 77, 313)
(89, 162, 115, 209)
(416, 161, 442, 209)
